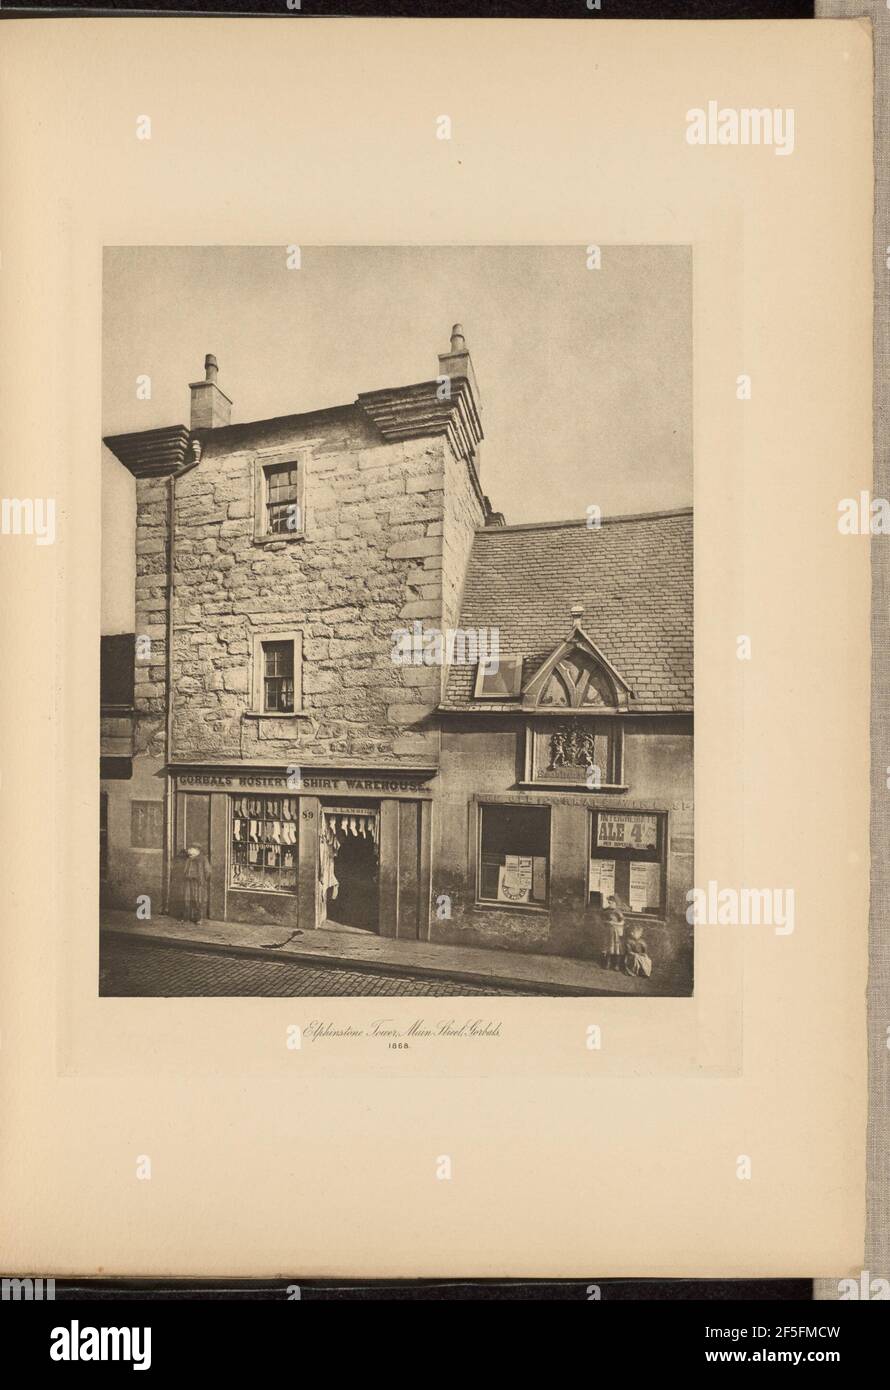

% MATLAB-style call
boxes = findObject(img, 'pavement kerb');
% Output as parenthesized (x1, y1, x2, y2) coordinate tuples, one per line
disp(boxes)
(100, 926, 630, 997)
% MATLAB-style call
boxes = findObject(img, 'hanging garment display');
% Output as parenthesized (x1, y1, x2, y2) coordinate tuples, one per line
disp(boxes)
(323, 808, 380, 842)
(229, 795, 300, 894)
(317, 824, 341, 926)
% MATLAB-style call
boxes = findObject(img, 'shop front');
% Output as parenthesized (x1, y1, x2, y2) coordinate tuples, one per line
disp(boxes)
(431, 714, 695, 965)
(170, 765, 435, 938)
(429, 790, 693, 967)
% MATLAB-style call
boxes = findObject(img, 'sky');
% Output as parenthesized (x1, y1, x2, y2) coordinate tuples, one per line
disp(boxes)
(102, 244, 692, 633)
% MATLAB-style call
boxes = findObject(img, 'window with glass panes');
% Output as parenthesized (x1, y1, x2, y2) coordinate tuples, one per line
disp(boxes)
(478, 803, 550, 906)
(588, 810, 666, 914)
(131, 799, 163, 849)
(264, 462, 300, 534)
(230, 795, 299, 893)
(263, 640, 295, 712)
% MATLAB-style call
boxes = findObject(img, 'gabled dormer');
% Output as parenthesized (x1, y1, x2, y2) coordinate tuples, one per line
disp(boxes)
(521, 617, 633, 713)
(518, 607, 632, 790)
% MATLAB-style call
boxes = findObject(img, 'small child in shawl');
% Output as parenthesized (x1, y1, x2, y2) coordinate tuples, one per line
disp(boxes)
(623, 923, 653, 978)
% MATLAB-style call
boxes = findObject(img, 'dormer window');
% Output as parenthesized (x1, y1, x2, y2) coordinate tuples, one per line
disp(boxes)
(474, 656, 523, 699)
(538, 652, 617, 708)
(523, 630, 631, 711)
(519, 627, 632, 789)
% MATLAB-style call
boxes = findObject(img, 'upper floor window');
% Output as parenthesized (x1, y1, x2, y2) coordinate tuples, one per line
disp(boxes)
(264, 463, 301, 535)
(263, 640, 295, 712)
(100, 632, 135, 712)
(250, 630, 303, 716)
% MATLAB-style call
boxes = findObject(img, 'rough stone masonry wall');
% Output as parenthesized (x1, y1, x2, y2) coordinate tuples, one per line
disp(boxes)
(441, 438, 487, 695)
(167, 407, 450, 766)
(132, 475, 170, 762)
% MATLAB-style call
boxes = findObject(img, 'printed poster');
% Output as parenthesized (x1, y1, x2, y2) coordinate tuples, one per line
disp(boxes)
(628, 861, 662, 914)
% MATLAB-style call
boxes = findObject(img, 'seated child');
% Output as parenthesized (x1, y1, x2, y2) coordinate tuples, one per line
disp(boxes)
(624, 923, 652, 978)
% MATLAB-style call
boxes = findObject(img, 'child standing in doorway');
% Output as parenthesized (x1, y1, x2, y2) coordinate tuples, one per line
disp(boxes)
(183, 845, 211, 925)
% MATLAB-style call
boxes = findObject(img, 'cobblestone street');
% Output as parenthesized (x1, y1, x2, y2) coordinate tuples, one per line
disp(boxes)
(100, 937, 527, 997)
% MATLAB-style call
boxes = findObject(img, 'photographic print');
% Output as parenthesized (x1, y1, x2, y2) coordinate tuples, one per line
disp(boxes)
(1, 14, 872, 1286)
(99, 245, 693, 999)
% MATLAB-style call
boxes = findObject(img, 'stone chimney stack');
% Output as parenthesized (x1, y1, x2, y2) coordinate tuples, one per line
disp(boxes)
(189, 353, 232, 431)
(438, 323, 481, 409)
(437, 322, 482, 475)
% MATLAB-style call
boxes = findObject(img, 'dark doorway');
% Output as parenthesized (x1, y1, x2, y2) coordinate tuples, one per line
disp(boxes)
(326, 825, 379, 933)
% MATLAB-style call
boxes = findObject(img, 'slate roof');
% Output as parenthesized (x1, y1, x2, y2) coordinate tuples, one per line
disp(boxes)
(442, 508, 693, 714)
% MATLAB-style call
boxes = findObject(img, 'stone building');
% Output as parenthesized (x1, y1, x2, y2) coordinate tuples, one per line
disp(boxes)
(101, 328, 693, 970)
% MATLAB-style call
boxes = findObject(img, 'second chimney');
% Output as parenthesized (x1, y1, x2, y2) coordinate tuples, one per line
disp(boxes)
(190, 353, 232, 431)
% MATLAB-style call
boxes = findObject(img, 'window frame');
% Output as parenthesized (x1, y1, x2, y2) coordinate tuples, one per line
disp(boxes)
(250, 630, 303, 716)
(130, 799, 164, 851)
(588, 808, 667, 918)
(475, 800, 552, 910)
(473, 655, 523, 700)
(229, 793, 300, 896)
(261, 639, 296, 713)
(253, 454, 306, 543)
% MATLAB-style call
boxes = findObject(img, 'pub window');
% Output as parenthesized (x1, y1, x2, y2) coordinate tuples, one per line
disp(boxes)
(263, 640, 295, 713)
(478, 803, 550, 907)
(230, 795, 299, 894)
(264, 462, 301, 535)
(589, 810, 666, 916)
(131, 799, 163, 850)
(100, 793, 109, 880)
